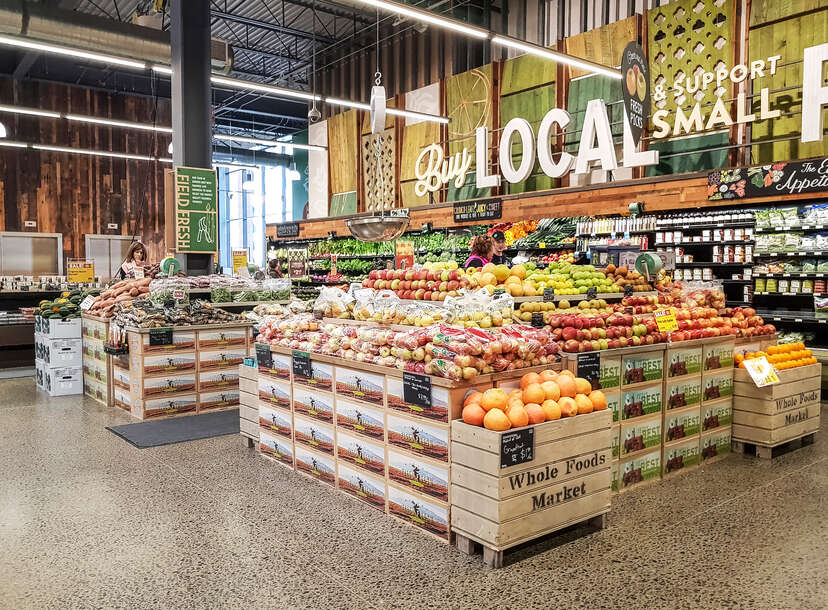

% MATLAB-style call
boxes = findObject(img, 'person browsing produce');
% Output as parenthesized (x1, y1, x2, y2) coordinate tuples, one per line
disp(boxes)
(465, 234, 494, 269)
(491, 231, 510, 266)
(117, 241, 149, 280)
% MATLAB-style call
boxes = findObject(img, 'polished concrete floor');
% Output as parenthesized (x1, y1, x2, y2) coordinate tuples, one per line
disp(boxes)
(1, 377, 826, 609)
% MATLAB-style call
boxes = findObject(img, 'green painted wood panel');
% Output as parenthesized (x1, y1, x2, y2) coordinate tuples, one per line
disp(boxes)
(565, 16, 637, 79)
(500, 85, 556, 194)
(500, 53, 556, 96)
(750, 0, 828, 27)
(646, 132, 729, 176)
(565, 75, 624, 152)
(749, 8, 828, 163)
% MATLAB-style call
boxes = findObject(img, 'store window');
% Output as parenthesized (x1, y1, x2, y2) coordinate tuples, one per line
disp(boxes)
(217, 160, 295, 272)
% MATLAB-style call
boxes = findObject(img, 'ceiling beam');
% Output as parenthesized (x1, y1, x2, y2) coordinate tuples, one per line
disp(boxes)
(211, 10, 336, 45)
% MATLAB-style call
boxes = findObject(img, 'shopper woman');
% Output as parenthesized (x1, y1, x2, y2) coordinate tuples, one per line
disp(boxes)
(464, 234, 494, 269)
(117, 241, 148, 280)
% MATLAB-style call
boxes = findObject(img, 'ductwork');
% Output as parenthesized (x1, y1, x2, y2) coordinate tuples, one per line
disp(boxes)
(0, 0, 232, 70)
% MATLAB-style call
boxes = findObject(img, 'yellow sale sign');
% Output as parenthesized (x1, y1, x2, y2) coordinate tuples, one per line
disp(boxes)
(654, 308, 678, 332)
(232, 250, 248, 274)
(67, 261, 94, 283)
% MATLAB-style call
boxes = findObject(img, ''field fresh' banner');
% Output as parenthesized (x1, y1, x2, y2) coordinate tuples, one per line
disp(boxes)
(708, 158, 828, 200)
(175, 166, 218, 253)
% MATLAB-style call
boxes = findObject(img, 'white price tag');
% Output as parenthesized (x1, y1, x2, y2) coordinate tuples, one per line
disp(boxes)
(79, 295, 96, 311)
(133, 266, 145, 279)
(172, 289, 186, 300)
(743, 357, 780, 388)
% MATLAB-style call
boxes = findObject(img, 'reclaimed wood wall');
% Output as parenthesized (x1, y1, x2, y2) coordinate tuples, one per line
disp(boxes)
(0, 77, 171, 263)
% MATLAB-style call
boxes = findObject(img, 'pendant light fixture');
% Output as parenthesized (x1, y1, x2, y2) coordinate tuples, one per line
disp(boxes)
(346, 7, 410, 242)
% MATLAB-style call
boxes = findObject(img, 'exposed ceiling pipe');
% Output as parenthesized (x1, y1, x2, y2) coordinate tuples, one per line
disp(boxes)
(0, 0, 232, 70)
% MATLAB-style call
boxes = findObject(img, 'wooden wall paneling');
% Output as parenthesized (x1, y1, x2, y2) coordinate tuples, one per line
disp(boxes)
(565, 15, 636, 79)
(749, 0, 823, 26)
(748, 7, 828, 163)
(327, 109, 361, 213)
(399, 85, 442, 208)
(445, 64, 494, 201)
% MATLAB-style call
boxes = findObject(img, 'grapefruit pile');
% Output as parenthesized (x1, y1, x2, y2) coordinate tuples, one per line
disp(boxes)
(461, 369, 607, 431)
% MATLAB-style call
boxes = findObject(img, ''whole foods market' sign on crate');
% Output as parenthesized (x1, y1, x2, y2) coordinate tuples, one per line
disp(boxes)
(175, 166, 218, 253)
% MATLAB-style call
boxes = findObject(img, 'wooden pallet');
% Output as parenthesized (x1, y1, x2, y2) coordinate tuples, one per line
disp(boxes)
(732, 432, 817, 460)
(454, 512, 607, 568)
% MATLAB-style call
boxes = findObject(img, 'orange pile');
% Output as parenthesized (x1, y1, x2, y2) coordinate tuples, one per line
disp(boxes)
(461, 369, 607, 431)
(735, 342, 817, 370)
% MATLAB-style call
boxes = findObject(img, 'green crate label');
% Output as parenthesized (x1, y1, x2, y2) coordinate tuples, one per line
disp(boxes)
(665, 409, 701, 441)
(701, 431, 731, 461)
(611, 427, 620, 458)
(621, 385, 662, 419)
(666, 378, 701, 410)
(621, 418, 662, 455)
(606, 390, 621, 423)
(702, 402, 732, 431)
(623, 354, 663, 385)
(621, 451, 661, 487)
(667, 347, 702, 377)
(664, 439, 701, 474)
(704, 343, 734, 370)
(703, 374, 733, 401)
(599, 357, 621, 389)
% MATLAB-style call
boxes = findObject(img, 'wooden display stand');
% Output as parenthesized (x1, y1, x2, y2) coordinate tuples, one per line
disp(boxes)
(81, 313, 111, 406)
(113, 322, 254, 420)
(252, 343, 559, 543)
(450, 410, 612, 567)
(239, 362, 259, 447)
(732, 363, 821, 459)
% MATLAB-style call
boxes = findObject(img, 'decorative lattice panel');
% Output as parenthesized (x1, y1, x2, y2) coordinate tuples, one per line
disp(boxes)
(361, 127, 396, 212)
(648, 0, 735, 122)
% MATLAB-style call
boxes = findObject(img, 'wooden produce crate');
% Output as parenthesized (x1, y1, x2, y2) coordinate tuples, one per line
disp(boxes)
(732, 363, 821, 458)
(665, 342, 703, 379)
(82, 313, 111, 406)
(450, 410, 612, 567)
(239, 363, 259, 447)
(258, 428, 294, 468)
(662, 435, 701, 478)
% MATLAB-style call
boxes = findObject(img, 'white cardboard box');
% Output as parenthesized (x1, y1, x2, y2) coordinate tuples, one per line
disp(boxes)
(44, 367, 83, 396)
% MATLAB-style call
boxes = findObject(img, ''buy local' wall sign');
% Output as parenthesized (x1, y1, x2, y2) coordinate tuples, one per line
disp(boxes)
(413, 43, 828, 197)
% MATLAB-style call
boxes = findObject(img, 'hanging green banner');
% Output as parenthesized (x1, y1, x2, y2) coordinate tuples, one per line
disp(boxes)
(175, 166, 218, 253)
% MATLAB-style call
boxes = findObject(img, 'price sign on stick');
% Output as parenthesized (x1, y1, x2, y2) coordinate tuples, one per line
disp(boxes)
(743, 357, 780, 388)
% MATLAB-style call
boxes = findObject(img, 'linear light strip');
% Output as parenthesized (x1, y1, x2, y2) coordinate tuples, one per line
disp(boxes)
(64, 114, 174, 133)
(211, 75, 320, 102)
(351, 0, 489, 38)
(0, 139, 169, 162)
(0, 104, 61, 118)
(213, 134, 327, 152)
(491, 36, 622, 80)
(0, 35, 147, 69)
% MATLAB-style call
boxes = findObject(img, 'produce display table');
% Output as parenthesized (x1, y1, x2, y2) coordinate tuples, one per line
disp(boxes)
(250, 342, 559, 543)
(81, 313, 111, 405)
(113, 322, 254, 420)
(732, 363, 821, 458)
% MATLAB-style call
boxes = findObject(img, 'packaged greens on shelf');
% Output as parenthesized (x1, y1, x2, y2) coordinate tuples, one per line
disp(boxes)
(263, 277, 291, 301)
(753, 208, 772, 228)
(802, 258, 817, 273)
(149, 278, 190, 306)
(818, 260, 828, 272)
(210, 286, 231, 303)
(816, 233, 828, 250)
(801, 203, 828, 224)
(232, 280, 260, 303)
(781, 259, 801, 272)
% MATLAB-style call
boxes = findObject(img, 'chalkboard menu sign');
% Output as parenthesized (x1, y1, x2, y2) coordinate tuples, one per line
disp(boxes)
(149, 327, 173, 346)
(276, 222, 300, 238)
(255, 343, 273, 370)
(292, 350, 312, 378)
(586, 286, 597, 299)
(624, 284, 634, 297)
(577, 352, 601, 389)
(543, 288, 556, 302)
(501, 427, 535, 468)
(531, 312, 545, 328)
(403, 372, 432, 407)
(453, 198, 502, 223)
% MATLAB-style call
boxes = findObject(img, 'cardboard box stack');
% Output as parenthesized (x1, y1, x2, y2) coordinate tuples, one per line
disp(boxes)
(35, 316, 83, 397)
(81, 314, 110, 405)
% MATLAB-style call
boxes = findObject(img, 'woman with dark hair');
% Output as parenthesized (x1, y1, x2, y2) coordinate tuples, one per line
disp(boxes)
(465, 234, 494, 269)
(117, 241, 148, 280)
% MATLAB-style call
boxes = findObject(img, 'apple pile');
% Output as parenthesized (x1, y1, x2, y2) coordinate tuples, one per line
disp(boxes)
(549, 311, 670, 353)
(672, 306, 775, 340)
(362, 267, 469, 301)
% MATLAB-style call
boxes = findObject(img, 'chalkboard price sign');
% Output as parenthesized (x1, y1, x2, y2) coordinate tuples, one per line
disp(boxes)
(149, 327, 173, 346)
(255, 343, 273, 370)
(577, 352, 601, 389)
(501, 427, 535, 468)
(403, 372, 432, 407)
(292, 350, 312, 379)
(586, 286, 597, 299)
(276, 222, 300, 238)
(543, 288, 556, 302)
(531, 312, 545, 328)
(624, 284, 634, 297)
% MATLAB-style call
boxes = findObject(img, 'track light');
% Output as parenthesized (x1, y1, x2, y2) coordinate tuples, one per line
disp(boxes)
(0, 104, 61, 119)
(211, 76, 319, 102)
(0, 34, 147, 69)
(491, 36, 622, 80)
(350, 0, 488, 38)
(0, 122, 5, 138)
(0, 139, 169, 161)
